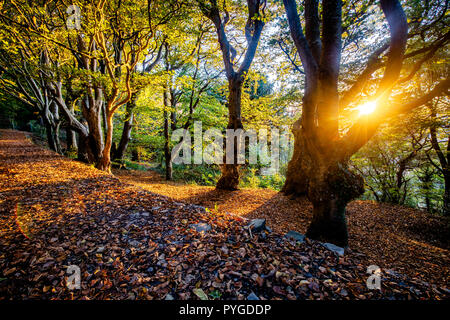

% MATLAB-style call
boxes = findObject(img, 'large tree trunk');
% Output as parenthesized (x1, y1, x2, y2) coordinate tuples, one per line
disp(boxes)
(306, 162, 364, 247)
(216, 77, 244, 190)
(82, 97, 104, 166)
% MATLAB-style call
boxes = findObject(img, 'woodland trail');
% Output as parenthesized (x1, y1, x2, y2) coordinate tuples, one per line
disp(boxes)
(0, 129, 448, 300)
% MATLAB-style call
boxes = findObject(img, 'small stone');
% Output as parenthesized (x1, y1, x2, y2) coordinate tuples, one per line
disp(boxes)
(190, 223, 211, 233)
(284, 231, 305, 243)
(190, 204, 206, 212)
(165, 294, 175, 300)
(96, 246, 105, 253)
(128, 240, 141, 247)
(141, 212, 150, 217)
(322, 243, 345, 256)
(247, 292, 260, 300)
(247, 219, 266, 233)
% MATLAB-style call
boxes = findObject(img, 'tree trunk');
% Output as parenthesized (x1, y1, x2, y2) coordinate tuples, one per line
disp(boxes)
(216, 77, 244, 190)
(54, 122, 62, 154)
(44, 121, 57, 152)
(281, 119, 308, 197)
(131, 148, 140, 162)
(97, 112, 113, 172)
(66, 126, 78, 152)
(444, 175, 450, 216)
(77, 133, 90, 163)
(82, 97, 104, 166)
(114, 98, 135, 161)
(306, 162, 364, 247)
(163, 87, 172, 181)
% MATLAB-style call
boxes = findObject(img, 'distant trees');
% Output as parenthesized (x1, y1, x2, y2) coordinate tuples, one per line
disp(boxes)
(0, 0, 185, 171)
(351, 100, 449, 216)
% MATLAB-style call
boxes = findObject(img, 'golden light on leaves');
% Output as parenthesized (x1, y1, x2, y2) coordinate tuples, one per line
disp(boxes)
(357, 100, 377, 116)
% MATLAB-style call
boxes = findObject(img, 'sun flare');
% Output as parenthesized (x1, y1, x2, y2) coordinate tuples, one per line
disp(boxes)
(358, 101, 377, 115)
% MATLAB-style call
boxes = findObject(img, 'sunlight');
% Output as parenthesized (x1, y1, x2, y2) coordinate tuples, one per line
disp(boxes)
(358, 100, 377, 116)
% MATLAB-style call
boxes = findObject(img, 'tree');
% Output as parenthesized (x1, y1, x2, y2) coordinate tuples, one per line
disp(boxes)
(198, 0, 266, 190)
(427, 100, 450, 215)
(281, 0, 449, 246)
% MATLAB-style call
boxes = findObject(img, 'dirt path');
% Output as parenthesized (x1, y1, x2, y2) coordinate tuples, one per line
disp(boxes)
(0, 129, 448, 300)
(114, 168, 450, 287)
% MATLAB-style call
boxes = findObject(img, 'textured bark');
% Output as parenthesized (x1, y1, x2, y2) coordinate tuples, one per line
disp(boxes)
(306, 163, 364, 247)
(281, 119, 308, 197)
(444, 176, 450, 216)
(81, 96, 104, 166)
(96, 113, 113, 172)
(163, 85, 172, 181)
(216, 77, 244, 190)
(113, 96, 136, 161)
(429, 109, 450, 216)
(44, 121, 57, 152)
(66, 127, 78, 152)
(77, 133, 90, 163)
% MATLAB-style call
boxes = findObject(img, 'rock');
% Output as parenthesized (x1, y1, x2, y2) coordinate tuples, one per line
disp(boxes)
(247, 292, 260, 300)
(141, 212, 150, 217)
(190, 204, 206, 212)
(247, 219, 266, 233)
(284, 231, 305, 243)
(146, 267, 154, 274)
(190, 222, 211, 233)
(322, 243, 345, 256)
(128, 240, 141, 247)
(96, 246, 105, 253)
(165, 294, 175, 300)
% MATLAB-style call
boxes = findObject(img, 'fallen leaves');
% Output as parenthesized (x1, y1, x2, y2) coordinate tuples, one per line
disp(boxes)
(114, 162, 450, 287)
(0, 129, 448, 300)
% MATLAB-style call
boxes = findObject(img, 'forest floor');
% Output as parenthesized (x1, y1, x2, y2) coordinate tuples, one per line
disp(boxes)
(0, 129, 449, 300)
(114, 169, 450, 287)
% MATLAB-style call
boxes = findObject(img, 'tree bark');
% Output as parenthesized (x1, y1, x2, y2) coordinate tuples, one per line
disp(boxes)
(216, 76, 244, 190)
(97, 112, 113, 172)
(44, 121, 57, 152)
(163, 86, 172, 181)
(281, 119, 308, 197)
(82, 97, 104, 166)
(113, 96, 136, 161)
(306, 162, 364, 247)
(66, 126, 78, 152)
(444, 176, 450, 216)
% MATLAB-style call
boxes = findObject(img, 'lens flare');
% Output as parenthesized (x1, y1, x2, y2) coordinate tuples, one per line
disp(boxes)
(358, 101, 377, 115)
